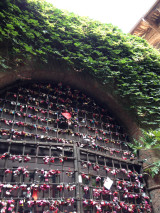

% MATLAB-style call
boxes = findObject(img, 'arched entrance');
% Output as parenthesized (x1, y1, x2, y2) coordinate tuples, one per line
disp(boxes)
(0, 81, 151, 212)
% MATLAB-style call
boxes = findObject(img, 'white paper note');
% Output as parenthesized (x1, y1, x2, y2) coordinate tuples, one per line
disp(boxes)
(104, 177, 113, 190)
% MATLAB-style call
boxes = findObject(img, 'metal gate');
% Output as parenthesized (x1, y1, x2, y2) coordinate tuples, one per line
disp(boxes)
(0, 82, 152, 212)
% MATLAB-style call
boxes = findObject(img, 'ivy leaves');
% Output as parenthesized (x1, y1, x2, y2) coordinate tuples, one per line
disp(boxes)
(0, 0, 160, 128)
(128, 130, 160, 177)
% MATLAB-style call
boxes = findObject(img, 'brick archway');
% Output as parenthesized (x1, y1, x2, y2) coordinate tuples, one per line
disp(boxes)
(0, 64, 159, 212)
(0, 65, 141, 140)
(0, 80, 152, 212)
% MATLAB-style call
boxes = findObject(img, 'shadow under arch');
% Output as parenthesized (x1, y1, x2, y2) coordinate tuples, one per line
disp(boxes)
(0, 64, 141, 140)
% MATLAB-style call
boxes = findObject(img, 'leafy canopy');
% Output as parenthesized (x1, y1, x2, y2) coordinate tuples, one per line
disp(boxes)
(0, 0, 160, 128)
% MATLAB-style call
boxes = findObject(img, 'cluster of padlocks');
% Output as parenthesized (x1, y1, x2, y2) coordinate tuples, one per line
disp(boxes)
(0, 82, 151, 212)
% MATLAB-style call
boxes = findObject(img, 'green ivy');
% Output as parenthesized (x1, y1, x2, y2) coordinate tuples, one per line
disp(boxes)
(0, 0, 160, 128)
(147, 160, 160, 177)
(128, 129, 160, 177)
(128, 129, 160, 155)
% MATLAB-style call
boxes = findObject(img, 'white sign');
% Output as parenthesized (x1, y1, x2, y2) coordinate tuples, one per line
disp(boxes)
(104, 177, 113, 190)
(78, 175, 82, 183)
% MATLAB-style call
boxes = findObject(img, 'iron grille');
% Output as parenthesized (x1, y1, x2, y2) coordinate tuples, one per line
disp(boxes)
(0, 82, 152, 213)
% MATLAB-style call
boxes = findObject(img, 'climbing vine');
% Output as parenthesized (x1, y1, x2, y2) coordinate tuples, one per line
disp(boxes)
(128, 129, 160, 177)
(0, 0, 160, 128)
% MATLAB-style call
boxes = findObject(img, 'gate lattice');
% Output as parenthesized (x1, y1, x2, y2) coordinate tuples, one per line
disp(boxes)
(0, 82, 152, 213)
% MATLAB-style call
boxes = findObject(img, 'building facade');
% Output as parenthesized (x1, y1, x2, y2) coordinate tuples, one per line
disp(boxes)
(130, 0, 160, 49)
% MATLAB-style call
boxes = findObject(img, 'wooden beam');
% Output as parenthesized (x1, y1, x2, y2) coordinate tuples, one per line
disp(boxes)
(130, 1, 160, 34)
(142, 17, 160, 34)
(145, 8, 160, 20)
